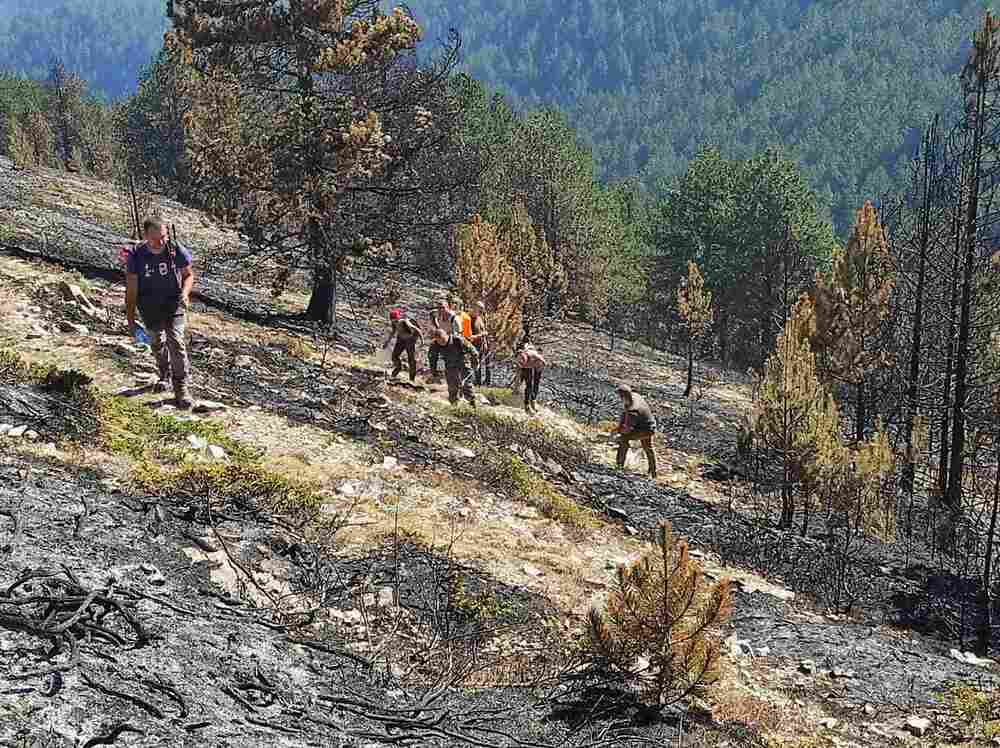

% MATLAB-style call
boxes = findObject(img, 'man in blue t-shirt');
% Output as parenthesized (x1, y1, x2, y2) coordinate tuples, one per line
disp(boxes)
(125, 217, 196, 409)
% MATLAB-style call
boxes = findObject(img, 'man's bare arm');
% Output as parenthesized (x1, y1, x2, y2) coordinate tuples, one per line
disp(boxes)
(180, 266, 194, 305)
(125, 273, 138, 332)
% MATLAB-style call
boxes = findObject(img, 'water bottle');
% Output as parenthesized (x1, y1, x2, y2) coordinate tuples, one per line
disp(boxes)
(135, 328, 150, 346)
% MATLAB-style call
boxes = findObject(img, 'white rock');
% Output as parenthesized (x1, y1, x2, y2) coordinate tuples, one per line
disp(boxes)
(862, 703, 876, 717)
(193, 400, 227, 414)
(337, 480, 361, 497)
(725, 634, 753, 658)
(950, 648, 995, 667)
(381, 456, 401, 472)
(58, 321, 89, 335)
(377, 587, 395, 608)
(818, 718, 838, 730)
(207, 445, 227, 461)
(545, 458, 563, 475)
(59, 281, 91, 306)
(453, 447, 476, 459)
(522, 563, 544, 578)
(187, 434, 207, 450)
(8, 425, 28, 438)
(904, 716, 931, 737)
(341, 609, 363, 625)
(799, 659, 817, 675)
(234, 355, 253, 367)
(0, 424, 11, 435)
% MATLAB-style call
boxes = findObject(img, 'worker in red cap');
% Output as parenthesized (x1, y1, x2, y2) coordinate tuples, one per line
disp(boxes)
(383, 308, 423, 381)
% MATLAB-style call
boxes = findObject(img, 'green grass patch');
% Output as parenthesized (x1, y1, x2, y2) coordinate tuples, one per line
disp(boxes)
(131, 460, 326, 518)
(98, 395, 259, 465)
(486, 451, 600, 530)
(454, 405, 591, 467)
(946, 683, 1000, 741)
(478, 386, 523, 408)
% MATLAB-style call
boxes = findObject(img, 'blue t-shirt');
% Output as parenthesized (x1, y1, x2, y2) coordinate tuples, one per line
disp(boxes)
(127, 243, 192, 307)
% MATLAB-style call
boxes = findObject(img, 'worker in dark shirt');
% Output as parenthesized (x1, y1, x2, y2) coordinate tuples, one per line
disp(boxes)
(383, 309, 423, 382)
(125, 216, 195, 409)
(428, 328, 479, 406)
(611, 384, 657, 478)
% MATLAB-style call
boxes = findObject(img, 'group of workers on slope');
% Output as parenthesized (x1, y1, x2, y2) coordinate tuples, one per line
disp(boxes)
(119, 217, 657, 480)
(383, 297, 658, 479)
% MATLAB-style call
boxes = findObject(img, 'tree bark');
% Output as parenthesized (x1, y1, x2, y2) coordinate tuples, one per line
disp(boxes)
(978, 457, 1000, 655)
(306, 266, 336, 325)
(855, 378, 866, 444)
(902, 120, 936, 496)
(946, 72, 987, 509)
(684, 338, 694, 397)
(938, 175, 964, 498)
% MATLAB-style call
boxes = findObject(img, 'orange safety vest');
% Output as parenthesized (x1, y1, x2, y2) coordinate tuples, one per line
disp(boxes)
(459, 312, 473, 340)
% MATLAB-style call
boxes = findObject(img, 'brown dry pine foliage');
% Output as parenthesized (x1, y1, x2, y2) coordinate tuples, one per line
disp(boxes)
(811, 200, 894, 440)
(455, 214, 526, 356)
(677, 259, 714, 396)
(585, 521, 731, 707)
(499, 201, 566, 338)
(168, 1, 424, 321)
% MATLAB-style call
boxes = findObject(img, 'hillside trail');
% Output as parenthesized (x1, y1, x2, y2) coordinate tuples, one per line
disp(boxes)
(3, 249, 999, 746)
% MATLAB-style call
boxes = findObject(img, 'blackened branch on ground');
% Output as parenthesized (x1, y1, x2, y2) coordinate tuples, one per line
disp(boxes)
(0, 568, 148, 680)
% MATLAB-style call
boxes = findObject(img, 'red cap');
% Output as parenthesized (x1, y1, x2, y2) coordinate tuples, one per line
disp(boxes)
(389, 309, 402, 321)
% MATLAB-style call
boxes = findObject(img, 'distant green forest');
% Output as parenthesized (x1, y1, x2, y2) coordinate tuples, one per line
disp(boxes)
(0, 0, 166, 101)
(0, 0, 984, 230)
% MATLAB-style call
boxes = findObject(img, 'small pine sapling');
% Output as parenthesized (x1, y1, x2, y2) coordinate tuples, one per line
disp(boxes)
(751, 294, 839, 530)
(677, 259, 714, 397)
(585, 521, 732, 707)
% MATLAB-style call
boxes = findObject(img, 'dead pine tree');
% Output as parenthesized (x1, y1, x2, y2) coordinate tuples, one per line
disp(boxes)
(943, 13, 1000, 509)
(897, 117, 947, 498)
(500, 201, 566, 343)
(46, 62, 86, 170)
(812, 201, 895, 444)
(676, 259, 713, 397)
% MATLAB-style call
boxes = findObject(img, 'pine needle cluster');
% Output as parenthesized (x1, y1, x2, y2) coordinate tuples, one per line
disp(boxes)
(584, 521, 731, 707)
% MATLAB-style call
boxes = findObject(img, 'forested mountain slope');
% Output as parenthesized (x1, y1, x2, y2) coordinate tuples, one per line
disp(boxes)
(0, 0, 166, 100)
(404, 0, 980, 229)
(0, 0, 982, 229)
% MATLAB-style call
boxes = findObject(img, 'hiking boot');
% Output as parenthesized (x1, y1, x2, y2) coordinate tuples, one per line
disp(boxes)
(174, 381, 193, 410)
(153, 379, 171, 393)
